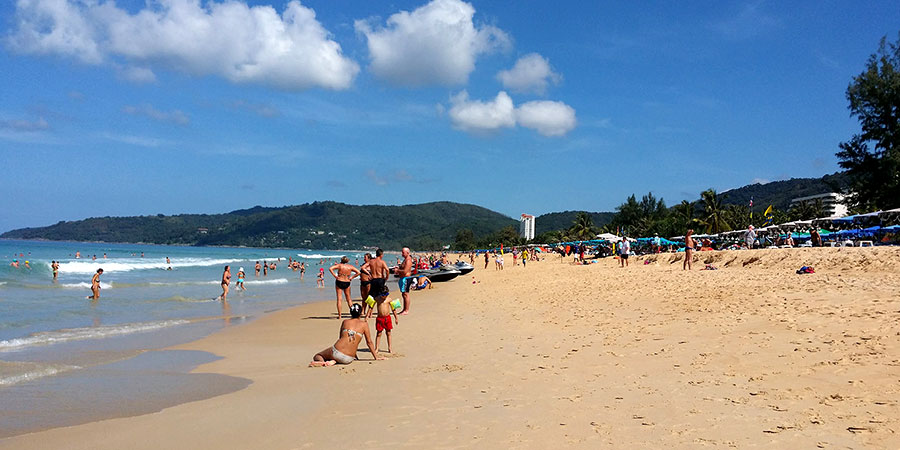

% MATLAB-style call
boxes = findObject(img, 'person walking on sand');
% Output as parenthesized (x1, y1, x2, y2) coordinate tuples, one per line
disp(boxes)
(220, 266, 231, 301)
(684, 229, 695, 271)
(484, 251, 489, 269)
(522, 249, 529, 268)
(309, 304, 381, 367)
(396, 247, 414, 315)
(619, 237, 630, 268)
(330, 257, 360, 319)
(90, 268, 103, 299)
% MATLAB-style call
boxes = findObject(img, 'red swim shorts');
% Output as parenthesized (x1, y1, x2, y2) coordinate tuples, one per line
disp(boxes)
(376, 315, 393, 332)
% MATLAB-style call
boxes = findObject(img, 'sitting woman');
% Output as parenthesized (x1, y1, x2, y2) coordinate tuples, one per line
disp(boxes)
(412, 275, 433, 291)
(310, 304, 381, 367)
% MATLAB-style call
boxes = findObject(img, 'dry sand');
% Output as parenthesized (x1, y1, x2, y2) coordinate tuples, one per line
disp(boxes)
(3, 247, 900, 449)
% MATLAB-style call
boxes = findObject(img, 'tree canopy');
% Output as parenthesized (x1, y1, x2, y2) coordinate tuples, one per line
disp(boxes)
(836, 33, 900, 211)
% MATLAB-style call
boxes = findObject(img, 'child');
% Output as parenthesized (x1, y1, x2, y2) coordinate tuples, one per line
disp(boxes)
(373, 294, 399, 354)
(316, 267, 325, 288)
(236, 267, 246, 291)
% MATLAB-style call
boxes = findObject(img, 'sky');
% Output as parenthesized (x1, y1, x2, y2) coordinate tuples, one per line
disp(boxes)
(1, 0, 898, 233)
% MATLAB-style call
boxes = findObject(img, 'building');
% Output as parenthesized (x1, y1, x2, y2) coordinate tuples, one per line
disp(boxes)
(790, 192, 848, 218)
(519, 214, 535, 240)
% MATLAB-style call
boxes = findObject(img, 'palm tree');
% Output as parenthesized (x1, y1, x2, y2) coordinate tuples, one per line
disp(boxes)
(700, 189, 732, 234)
(569, 212, 596, 240)
(675, 200, 696, 231)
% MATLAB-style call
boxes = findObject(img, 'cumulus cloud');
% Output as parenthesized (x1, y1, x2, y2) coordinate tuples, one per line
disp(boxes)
(447, 91, 576, 137)
(496, 53, 561, 95)
(516, 100, 576, 136)
(122, 104, 190, 126)
(7, 0, 359, 90)
(448, 90, 516, 134)
(355, 0, 510, 86)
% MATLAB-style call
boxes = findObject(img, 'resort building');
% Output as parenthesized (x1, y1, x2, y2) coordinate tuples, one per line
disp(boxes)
(790, 192, 848, 218)
(520, 214, 535, 240)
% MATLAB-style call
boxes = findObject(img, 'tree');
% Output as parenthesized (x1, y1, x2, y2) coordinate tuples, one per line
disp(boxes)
(454, 228, 475, 251)
(836, 33, 900, 211)
(674, 200, 696, 232)
(569, 212, 596, 240)
(699, 189, 732, 234)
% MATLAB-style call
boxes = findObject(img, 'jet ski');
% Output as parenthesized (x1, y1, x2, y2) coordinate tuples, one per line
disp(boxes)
(453, 261, 474, 275)
(416, 265, 462, 282)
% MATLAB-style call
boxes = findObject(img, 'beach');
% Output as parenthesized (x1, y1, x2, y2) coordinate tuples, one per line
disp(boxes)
(3, 246, 900, 448)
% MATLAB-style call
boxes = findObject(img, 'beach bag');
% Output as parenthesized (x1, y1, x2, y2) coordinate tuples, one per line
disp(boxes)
(796, 266, 815, 274)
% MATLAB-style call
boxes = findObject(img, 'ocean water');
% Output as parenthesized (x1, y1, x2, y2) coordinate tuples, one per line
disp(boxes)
(0, 239, 370, 437)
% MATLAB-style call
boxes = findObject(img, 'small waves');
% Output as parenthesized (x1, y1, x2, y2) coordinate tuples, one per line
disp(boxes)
(61, 281, 114, 289)
(296, 253, 336, 259)
(244, 278, 289, 285)
(0, 361, 81, 386)
(0, 319, 190, 352)
(57, 257, 246, 275)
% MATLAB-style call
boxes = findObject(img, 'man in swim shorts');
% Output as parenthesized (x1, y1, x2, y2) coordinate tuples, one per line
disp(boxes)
(396, 247, 413, 315)
(684, 229, 694, 271)
(365, 249, 390, 318)
(373, 287, 399, 354)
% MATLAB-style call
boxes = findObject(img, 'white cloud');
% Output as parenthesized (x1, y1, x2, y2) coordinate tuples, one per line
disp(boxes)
(7, 0, 359, 90)
(516, 100, 576, 136)
(355, 0, 510, 86)
(447, 91, 576, 137)
(117, 66, 157, 84)
(496, 53, 561, 95)
(0, 116, 49, 131)
(122, 104, 190, 126)
(448, 90, 516, 134)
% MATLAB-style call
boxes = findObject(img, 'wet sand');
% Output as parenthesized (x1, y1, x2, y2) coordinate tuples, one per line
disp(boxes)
(3, 247, 900, 448)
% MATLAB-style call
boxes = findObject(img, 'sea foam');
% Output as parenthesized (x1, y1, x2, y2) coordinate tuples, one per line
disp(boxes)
(0, 320, 190, 352)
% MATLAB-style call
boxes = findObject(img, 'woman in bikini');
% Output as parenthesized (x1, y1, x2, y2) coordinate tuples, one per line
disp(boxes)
(310, 304, 381, 366)
(329, 256, 361, 319)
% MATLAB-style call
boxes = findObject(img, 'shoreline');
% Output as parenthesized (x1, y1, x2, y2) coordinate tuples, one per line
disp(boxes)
(3, 247, 900, 448)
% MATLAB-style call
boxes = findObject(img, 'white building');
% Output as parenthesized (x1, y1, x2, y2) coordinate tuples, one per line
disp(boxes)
(790, 192, 848, 218)
(520, 214, 535, 240)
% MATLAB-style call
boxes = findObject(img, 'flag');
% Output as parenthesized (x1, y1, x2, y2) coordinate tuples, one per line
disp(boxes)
(749, 197, 753, 218)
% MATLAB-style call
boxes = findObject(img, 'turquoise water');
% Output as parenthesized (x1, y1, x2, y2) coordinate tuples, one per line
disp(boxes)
(0, 239, 370, 436)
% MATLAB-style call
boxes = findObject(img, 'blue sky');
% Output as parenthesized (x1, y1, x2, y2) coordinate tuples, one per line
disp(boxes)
(1, 0, 898, 233)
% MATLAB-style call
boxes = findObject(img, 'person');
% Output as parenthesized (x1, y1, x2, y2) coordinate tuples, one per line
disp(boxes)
(329, 257, 360, 319)
(220, 266, 231, 301)
(51, 260, 59, 279)
(103, 253, 107, 259)
(784, 233, 795, 247)
(746, 225, 757, 249)
(358, 253, 373, 314)
(366, 249, 391, 319)
(255, 261, 261, 276)
(483, 251, 489, 269)
(75, 251, 80, 259)
(310, 304, 381, 367)
(684, 229, 694, 271)
(522, 249, 529, 267)
(618, 237, 630, 267)
(263, 260, 268, 276)
(373, 289, 399, 354)
(811, 227, 822, 247)
(236, 267, 246, 291)
(395, 247, 414, 315)
(90, 268, 103, 300)
(412, 275, 432, 290)
(300, 262, 306, 279)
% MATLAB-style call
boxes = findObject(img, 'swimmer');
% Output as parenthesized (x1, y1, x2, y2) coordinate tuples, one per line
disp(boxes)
(310, 304, 381, 367)
(51, 260, 59, 279)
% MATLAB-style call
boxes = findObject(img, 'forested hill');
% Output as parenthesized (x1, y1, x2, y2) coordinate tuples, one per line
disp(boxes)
(720, 172, 848, 212)
(535, 211, 615, 234)
(1, 201, 517, 250)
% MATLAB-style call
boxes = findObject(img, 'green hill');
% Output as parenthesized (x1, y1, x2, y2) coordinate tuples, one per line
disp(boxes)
(1, 201, 517, 250)
(535, 211, 615, 234)
(720, 172, 848, 213)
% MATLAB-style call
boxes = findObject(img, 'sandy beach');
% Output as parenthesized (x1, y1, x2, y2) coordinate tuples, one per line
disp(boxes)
(3, 247, 900, 449)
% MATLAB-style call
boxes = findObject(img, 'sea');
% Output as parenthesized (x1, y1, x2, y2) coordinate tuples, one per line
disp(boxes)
(0, 239, 371, 437)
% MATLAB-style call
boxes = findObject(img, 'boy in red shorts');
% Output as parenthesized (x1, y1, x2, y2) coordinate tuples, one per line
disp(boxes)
(373, 293, 399, 354)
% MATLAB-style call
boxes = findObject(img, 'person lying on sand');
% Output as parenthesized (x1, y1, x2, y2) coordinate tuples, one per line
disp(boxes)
(310, 304, 382, 367)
